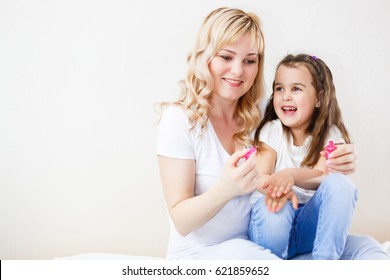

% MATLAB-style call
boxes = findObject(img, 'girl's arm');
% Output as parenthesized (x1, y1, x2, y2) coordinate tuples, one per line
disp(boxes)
(255, 143, 299, 211)
(264, 152, 328, 200)
(254, 143, 275, 194)
(158, 149, 259, 236)
(255, 141, 328, 208)
(282, 154, 329, 191)
(254, 142, 327, 192)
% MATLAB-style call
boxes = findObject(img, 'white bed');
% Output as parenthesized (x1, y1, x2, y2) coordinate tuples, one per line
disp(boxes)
(56, 242, 390, 260)
(55, 253, 162, 260)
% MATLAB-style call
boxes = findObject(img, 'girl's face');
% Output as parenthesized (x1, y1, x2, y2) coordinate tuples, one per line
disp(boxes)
(209, 33, 259, 104)
(273, 64, 318, 135)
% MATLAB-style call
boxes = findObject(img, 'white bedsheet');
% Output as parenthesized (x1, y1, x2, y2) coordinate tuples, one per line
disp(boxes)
(55, 242, 390, 260)
(382, 241, 390, 255)
(54, 253, 162, 260)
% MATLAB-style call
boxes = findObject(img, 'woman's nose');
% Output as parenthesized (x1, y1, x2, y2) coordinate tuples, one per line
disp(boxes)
(230, 61, 243, 76)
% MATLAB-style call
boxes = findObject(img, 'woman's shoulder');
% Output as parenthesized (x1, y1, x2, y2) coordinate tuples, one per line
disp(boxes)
(162, 104, 187, 117)
(160, 105, 190, 124)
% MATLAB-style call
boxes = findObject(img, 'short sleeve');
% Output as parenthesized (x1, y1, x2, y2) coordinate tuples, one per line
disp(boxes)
(324, 125, 346, 146)
(258, 120, 283, 152)
(156, 105, 195, 159)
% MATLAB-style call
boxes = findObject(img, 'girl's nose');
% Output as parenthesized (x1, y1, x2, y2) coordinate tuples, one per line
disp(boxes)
(282, 91, 292, 101)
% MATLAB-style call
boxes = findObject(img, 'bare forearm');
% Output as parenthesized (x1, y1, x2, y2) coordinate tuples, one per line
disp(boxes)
(169, 182, 232, 236)
(256, 174, 270, 194)
(161, 149, 259, 237)
(288, 168, 326, 190)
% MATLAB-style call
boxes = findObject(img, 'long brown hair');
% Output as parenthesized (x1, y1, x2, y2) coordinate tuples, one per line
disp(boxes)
(254, 54, 350, 167)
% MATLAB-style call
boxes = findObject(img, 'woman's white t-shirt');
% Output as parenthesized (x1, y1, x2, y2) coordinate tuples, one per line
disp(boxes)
(251, 119, 346, 205)
(156, 106, 252, 259)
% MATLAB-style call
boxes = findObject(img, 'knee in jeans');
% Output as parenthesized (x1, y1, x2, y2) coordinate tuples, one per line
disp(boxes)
(251, 201, 294, 228)
(322, 173, 357, 200)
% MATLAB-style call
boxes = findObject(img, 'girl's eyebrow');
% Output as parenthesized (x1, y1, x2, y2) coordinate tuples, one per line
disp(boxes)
(221, 49, 258, 56)
(274, 82, 307, 88)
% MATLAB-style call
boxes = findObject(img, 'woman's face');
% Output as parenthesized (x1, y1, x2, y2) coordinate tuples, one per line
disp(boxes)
(209, 33, 259, 103)
(273, 64, 318, 134)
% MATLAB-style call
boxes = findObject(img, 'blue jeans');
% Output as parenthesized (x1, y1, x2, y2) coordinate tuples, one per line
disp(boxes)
(249, 173, 358, 259)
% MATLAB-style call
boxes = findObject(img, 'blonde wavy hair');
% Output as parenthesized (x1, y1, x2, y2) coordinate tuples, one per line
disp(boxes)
(160, 7, 266, 147)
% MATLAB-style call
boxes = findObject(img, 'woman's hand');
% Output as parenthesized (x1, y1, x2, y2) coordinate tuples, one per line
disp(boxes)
(321, 143, 357, 175)
(218, 148, 260, 199)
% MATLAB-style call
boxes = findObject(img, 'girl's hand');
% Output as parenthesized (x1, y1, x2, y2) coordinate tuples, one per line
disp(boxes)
(219, 148, 260, 198)
(262, 169, 295, 198)
(321, 143, 357, 175)
(265, 190, 298, 213)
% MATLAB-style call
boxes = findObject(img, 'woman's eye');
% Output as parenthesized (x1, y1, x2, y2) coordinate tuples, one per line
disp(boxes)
(244, 59, 257, 64)
(220, 55, 232, 61)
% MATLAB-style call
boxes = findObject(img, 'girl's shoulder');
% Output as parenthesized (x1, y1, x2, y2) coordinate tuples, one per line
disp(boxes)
(262, 119, 283, 133)
(258, 119, 284, 144)
(326, 125, 346, 144)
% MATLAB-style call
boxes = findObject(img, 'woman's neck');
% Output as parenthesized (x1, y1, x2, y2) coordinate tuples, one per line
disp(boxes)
(209, 97, 238, 123)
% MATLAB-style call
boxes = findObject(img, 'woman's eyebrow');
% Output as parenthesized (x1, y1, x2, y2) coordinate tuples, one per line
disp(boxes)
(221, 49, 258, 56)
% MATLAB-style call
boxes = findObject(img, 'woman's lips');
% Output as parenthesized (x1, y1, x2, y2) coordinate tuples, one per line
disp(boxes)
(223, 78, 243, 87)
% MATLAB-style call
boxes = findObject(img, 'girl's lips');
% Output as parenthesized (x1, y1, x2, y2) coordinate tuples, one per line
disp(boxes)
(282, 106, 297, 115)
(223, 78, 243, 87)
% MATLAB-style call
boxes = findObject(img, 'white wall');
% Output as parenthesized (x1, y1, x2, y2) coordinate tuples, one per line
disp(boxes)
(0, 0, 389, 259)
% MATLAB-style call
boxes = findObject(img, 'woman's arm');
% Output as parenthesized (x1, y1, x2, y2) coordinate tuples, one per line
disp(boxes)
(158, 148, 259, 236)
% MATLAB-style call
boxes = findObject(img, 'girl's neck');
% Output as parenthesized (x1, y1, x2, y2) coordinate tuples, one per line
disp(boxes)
(290, 128, 308, 146)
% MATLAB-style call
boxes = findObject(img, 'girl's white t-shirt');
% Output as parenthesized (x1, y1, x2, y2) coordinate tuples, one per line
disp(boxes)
(251, 119, 346, 205)
(156, 105, 251, 259)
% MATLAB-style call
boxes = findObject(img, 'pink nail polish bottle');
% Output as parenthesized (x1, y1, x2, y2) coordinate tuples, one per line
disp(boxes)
(244, 147, 257, 160)
(325, 141, 337, 160)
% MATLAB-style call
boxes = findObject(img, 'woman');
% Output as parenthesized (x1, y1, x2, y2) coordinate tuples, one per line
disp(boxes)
(156, 7, 385, 259)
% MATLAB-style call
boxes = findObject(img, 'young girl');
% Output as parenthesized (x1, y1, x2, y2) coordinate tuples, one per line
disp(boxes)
(248, 54, 385, 260)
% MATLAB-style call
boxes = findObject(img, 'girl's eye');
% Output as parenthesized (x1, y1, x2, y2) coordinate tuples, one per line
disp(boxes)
(292, 87, 302, 92)
(274, 86, 283, 92)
